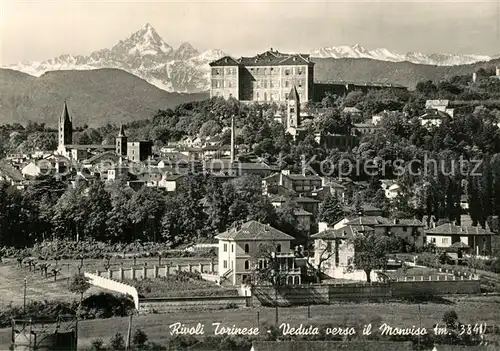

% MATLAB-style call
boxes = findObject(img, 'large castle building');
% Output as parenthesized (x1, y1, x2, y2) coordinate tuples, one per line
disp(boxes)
(209, 49, 315, 105)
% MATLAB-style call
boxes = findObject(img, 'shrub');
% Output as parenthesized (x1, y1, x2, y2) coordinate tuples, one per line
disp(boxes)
(80, 293, 134, 320)
(89, 339, 104, 351)
(109, 333, 125, 350)
(133, 329, 148, 347)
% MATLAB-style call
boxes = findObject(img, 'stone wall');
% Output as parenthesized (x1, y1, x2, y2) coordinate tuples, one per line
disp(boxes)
(84, 272, 139, 309)
(138, 296, 251, 313)
(252, 278, 481, 306)
(93, 261, 218, 281)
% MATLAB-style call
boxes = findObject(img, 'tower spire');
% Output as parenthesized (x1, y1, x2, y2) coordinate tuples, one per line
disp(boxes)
(118, 123, 126, 137)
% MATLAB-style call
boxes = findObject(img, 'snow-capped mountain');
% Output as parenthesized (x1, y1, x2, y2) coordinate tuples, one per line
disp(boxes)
(310, 44, 496, 66)
(5, 23, 226, 93)
(5, 24, 498, 93)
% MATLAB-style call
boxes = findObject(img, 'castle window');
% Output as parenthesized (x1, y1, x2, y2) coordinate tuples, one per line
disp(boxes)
(223, 243, 227, 252)
(228, 81, 232, 88)
(285, 69, 290, 75)
(298, 67, 303, 75)
(285, 80, 289, 88)
(232, 68, 237, 75)
(256, 92, 260, 100)
(244, 260, 250, 270)
(270, 93, 274, 101)
(226, 68, 231, 75)
(263, 80, 267, 88)
(223, 260, 227, 269)
(264, 92, 267, 101)
(244, 244, 249, 253)
(216, 81, 221, 88)
(276, 244, 281, 253)
(298, 80, 303, 88)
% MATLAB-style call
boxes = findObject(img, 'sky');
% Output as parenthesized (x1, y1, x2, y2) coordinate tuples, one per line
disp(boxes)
(1, 0, 499, 65)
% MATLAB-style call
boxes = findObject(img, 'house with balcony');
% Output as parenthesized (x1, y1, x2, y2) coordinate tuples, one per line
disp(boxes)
(215, 220, 304, 285)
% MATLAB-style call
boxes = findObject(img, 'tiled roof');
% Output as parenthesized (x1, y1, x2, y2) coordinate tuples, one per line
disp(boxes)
(295, 196, 320, 203)
(419, 109, 451, 120)
(215, 220, 294, 241)
(82, 151, 119, 164)
(345, 217, 386, 226)
(250, 341, 413, 351)
(425, 223, 494, 236)
(205, 160, 272, 170)
(66, 144, 115, 150)
(287, 174, 322, 181)
(294, 208, 312, 216)
(210, 50, 313, 67)
(311, 225, 374, 240)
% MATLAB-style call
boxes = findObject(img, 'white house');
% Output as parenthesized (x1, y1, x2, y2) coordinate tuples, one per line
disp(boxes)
(215, 220, 302, 285)
(425, 223, 495, 256)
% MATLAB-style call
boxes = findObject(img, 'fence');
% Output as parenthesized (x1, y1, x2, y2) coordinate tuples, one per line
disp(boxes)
(84, 272, 139, 309)
(93, 261, 218, 281)
(252, 278, 481, 306)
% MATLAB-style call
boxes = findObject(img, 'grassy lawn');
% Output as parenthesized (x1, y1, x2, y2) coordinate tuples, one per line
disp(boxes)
(128, 275, 238, 298)
(0, 295, 497, 349)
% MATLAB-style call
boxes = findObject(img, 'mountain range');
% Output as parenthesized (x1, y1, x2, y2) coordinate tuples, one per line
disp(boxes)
(0, 68, 207, 127)
(4, 23, 499, 94)
(310, 44, 498, 66)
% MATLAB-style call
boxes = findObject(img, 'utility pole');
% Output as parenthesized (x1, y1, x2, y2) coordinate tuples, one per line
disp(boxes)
(23, 278, 27, 315)
(125, 313, 133, 351)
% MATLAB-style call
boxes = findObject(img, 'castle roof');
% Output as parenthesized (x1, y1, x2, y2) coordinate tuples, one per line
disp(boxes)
(210, 50, 314, 67)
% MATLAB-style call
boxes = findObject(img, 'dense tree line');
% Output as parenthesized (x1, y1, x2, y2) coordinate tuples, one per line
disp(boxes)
(0, 174, 308, 248)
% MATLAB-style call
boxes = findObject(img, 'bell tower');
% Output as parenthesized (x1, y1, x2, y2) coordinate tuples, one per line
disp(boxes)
(58, 100, 73, 152)
(116, 124, 128, 157)
(287, 85, 300, 129)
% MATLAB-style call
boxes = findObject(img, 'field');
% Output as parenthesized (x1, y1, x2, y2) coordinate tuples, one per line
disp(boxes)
(0, 256, 213, 306)
(0, 295, 498, 348)
(128, 274, 237, 298)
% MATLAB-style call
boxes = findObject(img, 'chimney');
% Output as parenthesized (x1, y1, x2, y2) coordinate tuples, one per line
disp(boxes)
(230, 115, 235, 163)
(472, 72, 477, 83)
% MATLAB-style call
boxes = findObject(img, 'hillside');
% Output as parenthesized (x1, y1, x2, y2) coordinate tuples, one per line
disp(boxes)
(313, 57, 500, 89)
(0, 68, 208, 127)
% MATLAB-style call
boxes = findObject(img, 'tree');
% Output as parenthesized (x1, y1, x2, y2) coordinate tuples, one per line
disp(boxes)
(349, 232, 399, 282)
(69, 273, 91, 302)
(313, 237, 336, 283)
(318, 193, 344, 227)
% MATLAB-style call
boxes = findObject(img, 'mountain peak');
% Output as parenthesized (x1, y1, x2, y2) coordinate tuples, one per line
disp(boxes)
(174, 42, 199, 60)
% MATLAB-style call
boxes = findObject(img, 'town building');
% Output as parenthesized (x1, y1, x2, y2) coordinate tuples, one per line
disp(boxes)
(215, 220, 303, 285)
(425, 223, 496, 256)
(209, 49, 315, 105)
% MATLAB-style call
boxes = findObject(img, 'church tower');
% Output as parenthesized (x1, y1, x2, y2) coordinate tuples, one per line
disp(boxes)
(287, 85, 300, 129)
(116, 124, 128, 157)
(58, 100, 73, 150)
